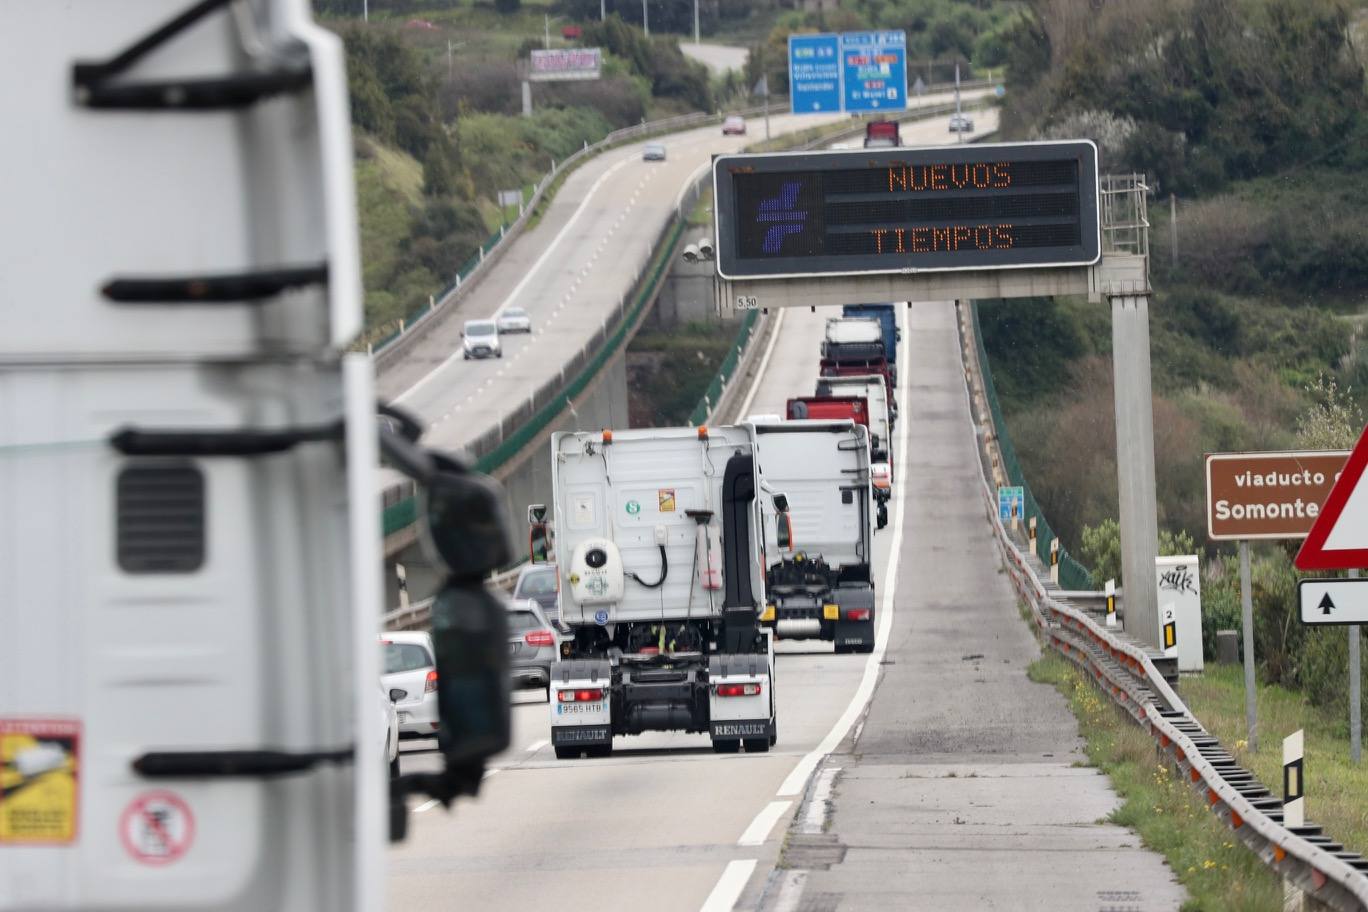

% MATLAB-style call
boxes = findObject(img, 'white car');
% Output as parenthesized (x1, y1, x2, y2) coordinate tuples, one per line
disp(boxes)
(948, 113, 974, 133)
(496, 307, 532, 334)
(462, 319, 501, 359)
(379, 685, 399, 778)
(381, 632, 440, 738)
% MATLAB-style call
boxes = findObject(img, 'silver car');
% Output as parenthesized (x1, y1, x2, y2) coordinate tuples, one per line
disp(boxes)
(642, 142, 667, 162)
(496, 306, 532, 334)
(511, 563, 559, 624)
(508, 600, 559, 700)
(948, 113, 974, 133)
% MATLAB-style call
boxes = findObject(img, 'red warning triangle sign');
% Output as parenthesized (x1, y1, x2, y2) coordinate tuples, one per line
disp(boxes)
(1297, 425, 1368, 570)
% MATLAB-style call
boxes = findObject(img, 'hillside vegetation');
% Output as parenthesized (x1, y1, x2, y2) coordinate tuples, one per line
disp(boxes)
(977, 0, 1368, 713)
(320, 4, 726, 339)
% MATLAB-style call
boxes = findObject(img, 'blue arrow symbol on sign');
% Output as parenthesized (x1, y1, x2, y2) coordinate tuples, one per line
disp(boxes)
(757, 181, 806, 254)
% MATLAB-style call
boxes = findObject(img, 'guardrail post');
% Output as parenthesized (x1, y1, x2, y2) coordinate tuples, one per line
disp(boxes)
(551, 157, 557, 174)
(500, 224, 506, 239)
(479, 247, 485, 264)
(398, 317, 405, 333)
(428, 294, 435, 311)
(455, 273, 462, 289)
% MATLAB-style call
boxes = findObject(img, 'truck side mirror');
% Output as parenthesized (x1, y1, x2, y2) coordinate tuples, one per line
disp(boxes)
(529, 523, 550, 564)
(527, 504, 551, 562)
(776, 511, 794, 551)
(772, 493, 789, 513)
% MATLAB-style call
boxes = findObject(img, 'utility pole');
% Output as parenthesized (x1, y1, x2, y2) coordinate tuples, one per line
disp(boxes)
(601, 0, 606, 22)
(642, 0, 649, 36)
(362, 0, 368, 22)
(954, 63, 963, 145)
(694, 0, 700, 44)
(1169, 194, 1178, 270)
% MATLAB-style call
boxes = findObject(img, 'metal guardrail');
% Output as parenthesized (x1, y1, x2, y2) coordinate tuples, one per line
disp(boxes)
(956, 307, 1368, 910)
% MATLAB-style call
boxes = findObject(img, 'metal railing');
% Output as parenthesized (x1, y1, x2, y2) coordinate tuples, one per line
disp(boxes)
(957, 305, 1368, 911)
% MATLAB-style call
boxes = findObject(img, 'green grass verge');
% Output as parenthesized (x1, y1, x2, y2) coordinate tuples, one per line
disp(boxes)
(1028, 654, 1282, 911)
(1182, 663, 1368, 859)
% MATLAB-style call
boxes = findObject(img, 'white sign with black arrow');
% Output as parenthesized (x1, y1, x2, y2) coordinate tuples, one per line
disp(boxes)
(1298, 578, 1368, 626)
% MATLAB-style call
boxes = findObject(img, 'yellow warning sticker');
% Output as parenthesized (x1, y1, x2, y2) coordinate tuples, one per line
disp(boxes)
(658, 489, 676, 512)
(0, 718, 80, 844)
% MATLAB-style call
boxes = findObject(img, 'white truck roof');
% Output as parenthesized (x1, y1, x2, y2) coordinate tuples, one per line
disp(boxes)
(550, 427, 765, 626)
(817, 374, 891, 456)
(754, 421, 871, 568)
(825, 317, 884, 345)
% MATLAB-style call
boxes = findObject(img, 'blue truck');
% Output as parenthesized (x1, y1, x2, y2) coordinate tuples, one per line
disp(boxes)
(841, 303, 900, 373)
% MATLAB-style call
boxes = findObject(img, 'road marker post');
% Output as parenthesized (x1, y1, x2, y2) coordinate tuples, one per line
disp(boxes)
(1049, 538, 1059, 585)
(1160, 602, 1177, 658)
(1105, 578, 1117, 628)
(1283, 729, 1305, 828)
(1028, 516, 1037, 553)
(396, 563, 409, 616)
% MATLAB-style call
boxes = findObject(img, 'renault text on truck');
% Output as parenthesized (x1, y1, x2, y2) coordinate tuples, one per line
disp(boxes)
(528, 427, 789, 757)
(753, 420, 877, 652)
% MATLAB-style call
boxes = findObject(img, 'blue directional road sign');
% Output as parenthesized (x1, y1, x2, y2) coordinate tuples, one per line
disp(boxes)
(788, 33, 841, 114)
(998, 486, 1024, 522)
(841, 31, 907, 113)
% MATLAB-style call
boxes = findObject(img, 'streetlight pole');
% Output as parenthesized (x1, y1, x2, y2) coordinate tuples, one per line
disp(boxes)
(600, 0, 605, 21)
(642, 0, 649, 36)
(693, 0, 699, 44)
(362, 0, 368, 22)
(545, 13, 550, 49)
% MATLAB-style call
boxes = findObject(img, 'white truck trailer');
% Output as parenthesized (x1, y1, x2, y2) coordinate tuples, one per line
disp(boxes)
(753, 420, 878, 653)
(530, 427, 788, 757)
(815, 373, 895, 497)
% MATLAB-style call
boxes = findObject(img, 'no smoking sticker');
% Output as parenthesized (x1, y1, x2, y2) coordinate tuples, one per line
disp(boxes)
(120, 791, 194, 865)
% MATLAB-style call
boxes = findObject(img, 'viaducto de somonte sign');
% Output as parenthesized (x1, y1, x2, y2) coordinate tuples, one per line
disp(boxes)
(1205, 450, 1350, 540)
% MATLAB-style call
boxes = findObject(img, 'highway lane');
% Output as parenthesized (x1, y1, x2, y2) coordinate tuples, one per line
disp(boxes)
(384, 110, 1001, 912)
(374, 90, 992, 461)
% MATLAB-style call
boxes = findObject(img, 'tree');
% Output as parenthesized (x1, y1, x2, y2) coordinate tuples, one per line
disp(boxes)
(1295, 375, 1364, 450)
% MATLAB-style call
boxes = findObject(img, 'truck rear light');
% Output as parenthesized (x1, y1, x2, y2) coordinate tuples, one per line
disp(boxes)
(424, 670, 438, 693)
(716, 683, 761, 697)
(822, 604, 840, 620)
(698, 425, 709, 439)
(846, 608, 871, 621)
(601, 429, 613, 444)
(524, 629, 556, 647)
(558, 688, 604, 703)
(760, 605, 776, 622)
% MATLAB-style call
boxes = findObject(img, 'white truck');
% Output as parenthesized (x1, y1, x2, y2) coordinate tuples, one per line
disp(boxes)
(530, 427, 788, 757)
(3, 3, 512, 908)
(753, 420, 877, 653)
(815, 373, 895, 495)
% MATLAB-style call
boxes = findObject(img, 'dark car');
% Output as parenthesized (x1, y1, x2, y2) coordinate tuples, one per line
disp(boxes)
(512, 563, 559, 623)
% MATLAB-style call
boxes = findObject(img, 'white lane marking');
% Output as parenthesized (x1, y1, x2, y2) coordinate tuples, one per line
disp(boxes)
(699, 859, 757, 912)
(526, 739, 548, 753)
(769, 871, 809, 912)
(414, 799, 440, 814)
(776, 310, 911, 799)
(393, 152, 636, 404)
(737, 799, 791, 847)
(800, 768, 839, 834)
(734, 308, 786, 419)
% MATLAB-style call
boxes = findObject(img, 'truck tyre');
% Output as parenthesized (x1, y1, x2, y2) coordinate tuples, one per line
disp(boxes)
(743, 737, 769, 753)
(712, 739, 740, 754)
(555, 745, 579, 760)
(854, 641, 875, 654)
(588, 744, 612, 758)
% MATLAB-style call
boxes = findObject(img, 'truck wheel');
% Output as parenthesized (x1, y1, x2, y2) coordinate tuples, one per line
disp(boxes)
(588, 744, 612, 758)
(555, 746, 579, 760)
(855, 641, 875, 654)
(743, 737, 769, 753)
(712, 739, 740, 754)
(833, 643, 848, 655)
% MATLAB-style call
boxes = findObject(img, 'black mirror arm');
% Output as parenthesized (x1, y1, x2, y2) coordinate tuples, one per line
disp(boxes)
(378, 426, 436, 485)
(377, 401, 425, 444)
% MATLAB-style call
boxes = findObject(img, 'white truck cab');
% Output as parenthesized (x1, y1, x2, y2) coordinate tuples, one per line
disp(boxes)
(751, 419, 877, 652)
(534, 427, 783, 756)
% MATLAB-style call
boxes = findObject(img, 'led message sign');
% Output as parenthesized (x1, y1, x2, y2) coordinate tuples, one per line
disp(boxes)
(712, 141, 1100, 280)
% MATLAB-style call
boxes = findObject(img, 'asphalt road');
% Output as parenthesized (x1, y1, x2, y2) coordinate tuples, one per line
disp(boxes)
(680, 42, 749, 74)
(374, 90, 992, 463)
(378, 106, 1163, 912)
